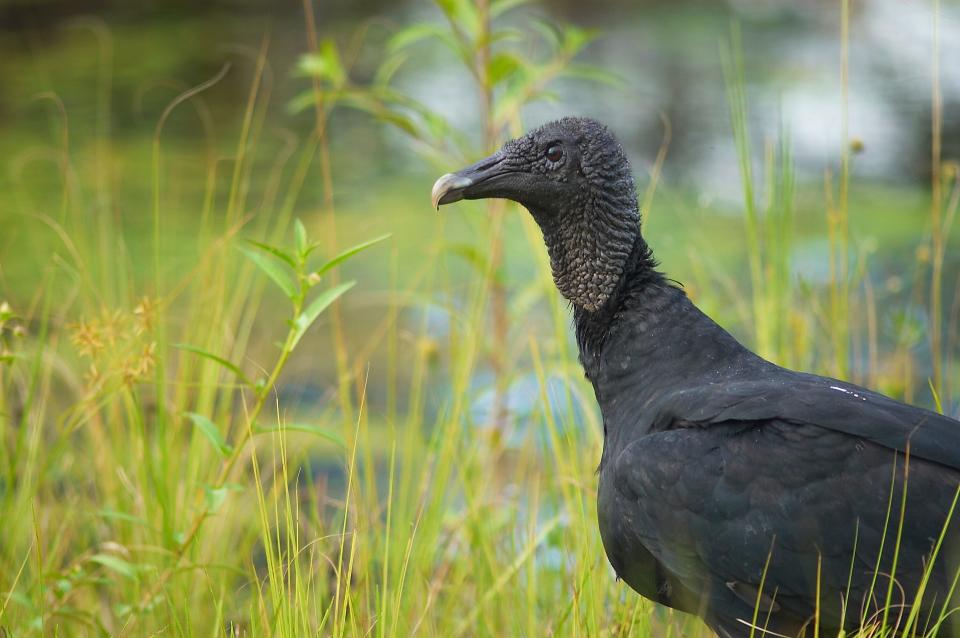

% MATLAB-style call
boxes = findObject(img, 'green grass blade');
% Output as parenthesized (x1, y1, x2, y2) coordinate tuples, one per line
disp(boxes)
(312, 234, 391, 277)
(173, 343, 252, 387)
(290, 281, 355, 349)
(185, 412, 233, 456)
(239, 245, 298, 299)
(253, 423, 345, 448)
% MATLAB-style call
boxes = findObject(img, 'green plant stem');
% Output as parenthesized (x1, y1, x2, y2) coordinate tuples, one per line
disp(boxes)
(476, 0, 510, 432)
(833, 0, 851, 380)
(118, 294, 305, 636)
(302, 0, 355, 427)
(930, 0, 944, 396)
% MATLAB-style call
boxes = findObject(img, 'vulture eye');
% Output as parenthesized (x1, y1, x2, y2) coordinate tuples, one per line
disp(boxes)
(545, 144, 564, 163)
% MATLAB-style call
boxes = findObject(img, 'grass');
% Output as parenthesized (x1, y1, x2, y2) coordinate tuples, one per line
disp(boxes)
(1, 1, 959, 636)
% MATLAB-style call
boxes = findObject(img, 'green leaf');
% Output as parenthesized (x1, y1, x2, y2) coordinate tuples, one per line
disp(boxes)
(294, 219, 308, 258)
(321, 39, 346, 84)
(173, 343, 251, 386)
(337, 93, 422, 138)
(377, 110, 423, 138)
(90, 554, 138, 580)
(493, 73, 535, 123)
(561, 25, 598, 53)
(97, 509, 147, 526)
(290, 281, 356, 349)
(387, 21, 469, 65)
(204, 485, 239, 514)
(388, 23, 448, 53)
(254, 423, 346, 447)
(436, 0, 479, 34)
(375, 52, 409, 87)
(379, 89, 452, 142)
(446, 242, 488, 272)
(205, 488, 226, 513)
(930, 378, 944, 414)
(488, 51, 526, 86)
(185, 412, 232, 456)
(490, 0, 531, 18)
(288, 88, 319, 114)
(532, 20, 560, 49)
(315, 234, 391, 279)
(297, 39, 345, 86)
(244, 240, 296, 268)
(422, 110, 453, 141)
(490, 27, 526, 44)
(239, 245, 297, 300)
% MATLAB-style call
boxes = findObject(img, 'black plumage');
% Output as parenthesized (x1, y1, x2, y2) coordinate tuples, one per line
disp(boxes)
(432, 117, 960, 637)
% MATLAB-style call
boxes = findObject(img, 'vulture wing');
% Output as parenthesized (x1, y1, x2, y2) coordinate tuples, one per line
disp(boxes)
(603, 392, 960, 637)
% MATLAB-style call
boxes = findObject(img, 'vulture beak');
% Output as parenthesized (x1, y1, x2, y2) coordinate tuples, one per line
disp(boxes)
(431, 151, 514, 210)
(431, 173, 474, 209)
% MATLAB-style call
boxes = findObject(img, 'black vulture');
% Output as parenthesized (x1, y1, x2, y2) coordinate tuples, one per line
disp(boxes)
(432, 117, 960, 637)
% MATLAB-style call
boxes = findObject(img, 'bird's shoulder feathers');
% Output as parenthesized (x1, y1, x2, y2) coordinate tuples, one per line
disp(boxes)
(648, 372, 960, 471)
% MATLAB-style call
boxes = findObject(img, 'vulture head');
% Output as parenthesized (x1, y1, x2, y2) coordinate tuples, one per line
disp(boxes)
(432, 117, 641, 312)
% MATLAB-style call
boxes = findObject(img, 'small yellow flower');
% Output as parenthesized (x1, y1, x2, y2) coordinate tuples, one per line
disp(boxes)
(136, 341, 157, 377)
(121, 360, 137, 386)
(133, 297, 158, 335)
(70, 319, 105, 358)
(121, 342, 157, 386)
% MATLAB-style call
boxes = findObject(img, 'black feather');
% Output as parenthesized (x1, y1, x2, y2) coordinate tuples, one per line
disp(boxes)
(436, 117, 960, 637)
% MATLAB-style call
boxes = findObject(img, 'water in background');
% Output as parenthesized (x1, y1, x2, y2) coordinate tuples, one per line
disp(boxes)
(3, 0, 957, 186)
(1, 0, 959, 416)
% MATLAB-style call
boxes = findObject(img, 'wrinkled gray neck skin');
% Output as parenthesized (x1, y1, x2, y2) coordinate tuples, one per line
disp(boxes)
(528, 138, 640, 312)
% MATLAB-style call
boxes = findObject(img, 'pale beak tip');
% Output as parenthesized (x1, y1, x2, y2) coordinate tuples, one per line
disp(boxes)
(431, 173, 471, 210)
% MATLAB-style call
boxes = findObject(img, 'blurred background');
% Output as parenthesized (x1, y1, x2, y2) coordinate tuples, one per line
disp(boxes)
(2, 0, 959, 410)
(1, 0, 959, 634)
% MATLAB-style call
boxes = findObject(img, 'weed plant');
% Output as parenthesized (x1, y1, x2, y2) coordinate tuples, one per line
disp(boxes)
(0, 1, 958, 636)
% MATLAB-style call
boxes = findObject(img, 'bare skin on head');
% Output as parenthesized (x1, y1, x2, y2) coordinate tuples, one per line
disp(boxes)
(431, 117, 643, 312)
